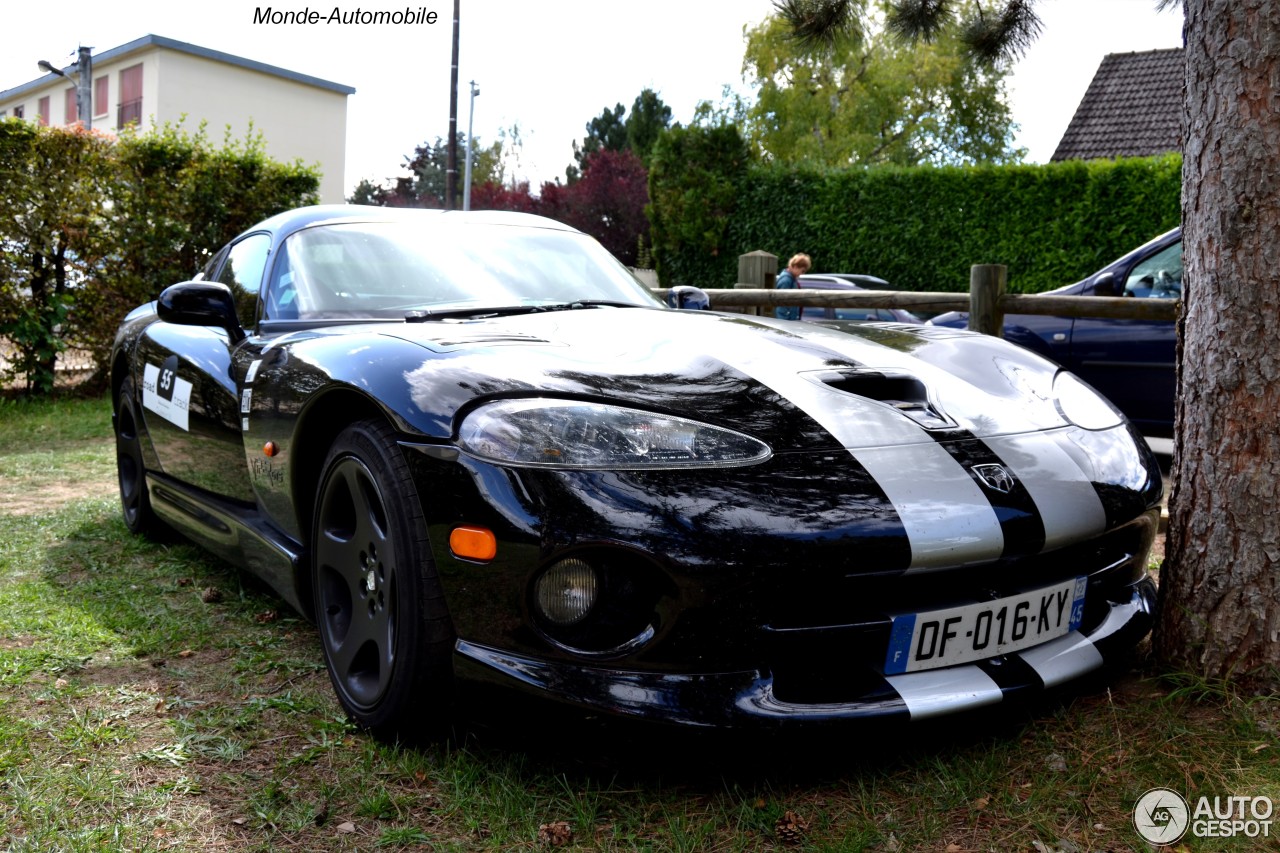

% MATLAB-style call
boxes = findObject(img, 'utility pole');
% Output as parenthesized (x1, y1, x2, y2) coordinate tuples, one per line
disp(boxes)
(38, 46, 93, 129)
(445, 0, 460, 209)
(76, 47, 92, 129)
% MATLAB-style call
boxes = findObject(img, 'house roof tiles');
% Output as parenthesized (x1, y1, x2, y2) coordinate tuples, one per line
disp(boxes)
(1051, 47, 1182, 161)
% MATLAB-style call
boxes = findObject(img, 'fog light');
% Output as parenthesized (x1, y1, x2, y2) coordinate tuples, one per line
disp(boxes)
(534, 558, 598, 626)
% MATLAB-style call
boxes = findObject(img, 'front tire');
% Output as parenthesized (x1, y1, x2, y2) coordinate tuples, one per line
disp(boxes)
(115, 376, 165, 537)
(312, 418, 455, 741)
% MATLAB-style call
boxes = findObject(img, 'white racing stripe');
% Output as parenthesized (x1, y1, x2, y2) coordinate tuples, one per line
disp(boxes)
(1017, 630, 1103, 687)
(702, 319, 1004, 570)
(984, 432, 1108, 550)
(885, 665, 1003, 719)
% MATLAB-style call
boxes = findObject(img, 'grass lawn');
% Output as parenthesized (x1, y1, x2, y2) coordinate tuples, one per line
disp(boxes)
(0, 392, 1276, 851)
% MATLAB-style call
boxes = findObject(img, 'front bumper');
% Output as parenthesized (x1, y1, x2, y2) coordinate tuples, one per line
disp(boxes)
(453, 576, 1155, 729)
(406, 420, 1163, 729)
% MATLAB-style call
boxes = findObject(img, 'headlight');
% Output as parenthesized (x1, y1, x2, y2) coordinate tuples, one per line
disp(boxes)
(457, 398, 772, 469)
(1053, 371, 1123, 430)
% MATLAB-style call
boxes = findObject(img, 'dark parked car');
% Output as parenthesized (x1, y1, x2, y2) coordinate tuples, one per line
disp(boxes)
(797, 274, 921, 324)
(931, 228, 1180, 437)
(112, 205, 1163, 741)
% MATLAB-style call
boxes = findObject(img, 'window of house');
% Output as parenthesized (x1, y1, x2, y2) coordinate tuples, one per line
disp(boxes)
(37, 96, 50, 126)
(13, 105, 23, 119)
(118, 64, 143, 128)
(64, 87, 78, 125)
(94, 76, 108, 118)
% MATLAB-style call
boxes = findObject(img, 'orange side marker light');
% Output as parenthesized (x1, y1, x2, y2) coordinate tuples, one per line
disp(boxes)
(263, 441, 279, 457)
(450, 525, 497, 561)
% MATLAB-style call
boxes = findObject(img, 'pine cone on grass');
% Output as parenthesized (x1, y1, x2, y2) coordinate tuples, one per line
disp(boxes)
(775, 810, 809, 845)
(538, 820, 573, 847)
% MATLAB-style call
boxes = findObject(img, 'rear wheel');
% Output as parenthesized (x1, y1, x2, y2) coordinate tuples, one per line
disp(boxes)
(312, 418, 455, 741)
(115, 376, 164, 537)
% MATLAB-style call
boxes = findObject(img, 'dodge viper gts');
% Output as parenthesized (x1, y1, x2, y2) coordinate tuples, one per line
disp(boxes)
(111, 205, 1163, 741)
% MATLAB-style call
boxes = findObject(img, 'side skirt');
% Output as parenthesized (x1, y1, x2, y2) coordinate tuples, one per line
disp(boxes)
(146, 472, 308, 615)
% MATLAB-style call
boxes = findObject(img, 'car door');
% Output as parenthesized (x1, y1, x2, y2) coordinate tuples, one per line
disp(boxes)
(1066, 239, 1180, 435)
(135, 232, 272, 501)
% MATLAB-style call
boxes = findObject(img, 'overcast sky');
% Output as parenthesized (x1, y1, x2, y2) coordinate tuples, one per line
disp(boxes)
(1, 1, 1183, 197)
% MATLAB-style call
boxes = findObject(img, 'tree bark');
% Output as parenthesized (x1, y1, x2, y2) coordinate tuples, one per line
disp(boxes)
(1154, 0, 1280, 683)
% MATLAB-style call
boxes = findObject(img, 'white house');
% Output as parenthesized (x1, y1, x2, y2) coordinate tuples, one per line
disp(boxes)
(0, 35, 354, 203)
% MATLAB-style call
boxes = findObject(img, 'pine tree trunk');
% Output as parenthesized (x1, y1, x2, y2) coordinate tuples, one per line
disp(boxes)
(1154, 0, 1280, 682)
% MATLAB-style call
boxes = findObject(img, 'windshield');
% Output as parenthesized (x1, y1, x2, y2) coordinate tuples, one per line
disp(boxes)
(263, 220, 663, 321)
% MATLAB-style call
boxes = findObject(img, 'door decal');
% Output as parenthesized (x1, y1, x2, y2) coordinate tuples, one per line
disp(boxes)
(143, 356, 193, 431)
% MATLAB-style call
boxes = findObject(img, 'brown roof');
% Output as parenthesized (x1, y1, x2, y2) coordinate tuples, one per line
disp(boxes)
(1051, 48, 1183, 161)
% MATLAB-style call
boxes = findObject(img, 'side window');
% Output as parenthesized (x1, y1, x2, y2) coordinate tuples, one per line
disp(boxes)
(217, 233, 271, 328)
(1124, 241, 1183, 299)
(196, 247, 228, 282)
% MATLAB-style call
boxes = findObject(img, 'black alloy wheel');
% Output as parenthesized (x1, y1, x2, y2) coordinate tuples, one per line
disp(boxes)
(312, 418, 455, 740)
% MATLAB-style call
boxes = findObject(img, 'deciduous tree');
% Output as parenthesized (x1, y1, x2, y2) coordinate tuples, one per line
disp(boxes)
(356, 131, 515, 207)
(541, 149, 650, 265)
(0, 120, 112, 394)
(744, 1, 1021, 166)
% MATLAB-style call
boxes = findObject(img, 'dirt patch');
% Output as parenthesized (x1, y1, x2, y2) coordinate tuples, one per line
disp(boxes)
(1, 477, 117, 516)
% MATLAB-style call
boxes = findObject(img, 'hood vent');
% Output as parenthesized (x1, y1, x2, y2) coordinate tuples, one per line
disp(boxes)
(814, 369, 956, 431)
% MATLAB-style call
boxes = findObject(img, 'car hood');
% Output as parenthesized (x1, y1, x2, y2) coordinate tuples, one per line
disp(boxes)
(367, 307, 1074, 452)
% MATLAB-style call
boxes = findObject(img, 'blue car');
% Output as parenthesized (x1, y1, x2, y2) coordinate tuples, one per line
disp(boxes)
(931, 228, 1180, 437)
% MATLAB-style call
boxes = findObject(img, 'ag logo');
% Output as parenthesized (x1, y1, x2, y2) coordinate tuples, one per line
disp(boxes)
(1133, 787, 1189, 844)
(158, 355, 180, 402)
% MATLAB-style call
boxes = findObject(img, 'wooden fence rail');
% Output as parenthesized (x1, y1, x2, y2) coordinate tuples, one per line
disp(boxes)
(649, 261, 1180, 336)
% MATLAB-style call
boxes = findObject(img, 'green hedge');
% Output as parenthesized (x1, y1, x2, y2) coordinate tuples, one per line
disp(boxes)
(0, 118, 321, 393)
(649, 130, 1181, 294)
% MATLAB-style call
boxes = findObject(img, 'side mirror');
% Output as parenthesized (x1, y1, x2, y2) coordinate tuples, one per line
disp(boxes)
(666, 285, 711, 310)
(1092, 271, 1119, 297)
(157, 281, 247, 343)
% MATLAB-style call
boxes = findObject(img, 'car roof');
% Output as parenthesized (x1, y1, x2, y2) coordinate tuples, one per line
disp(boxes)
(799, 273, 892, 290)
(243, 204, 582, 242)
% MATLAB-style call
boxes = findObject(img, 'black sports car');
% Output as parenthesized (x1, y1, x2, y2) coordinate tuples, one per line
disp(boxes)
(111, 205, 1162, 741)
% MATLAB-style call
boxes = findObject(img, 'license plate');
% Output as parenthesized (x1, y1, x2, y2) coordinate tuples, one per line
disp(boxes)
(884, 577, 1086, 675)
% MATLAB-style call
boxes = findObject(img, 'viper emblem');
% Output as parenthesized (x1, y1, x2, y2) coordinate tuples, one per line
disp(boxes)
(973, 463, 1016, 494)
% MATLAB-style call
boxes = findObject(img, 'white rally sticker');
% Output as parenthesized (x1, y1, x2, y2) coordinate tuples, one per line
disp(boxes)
(142, 358, 193, 431)
(240, 388, 253, 414)
(245, 358, 262, 384)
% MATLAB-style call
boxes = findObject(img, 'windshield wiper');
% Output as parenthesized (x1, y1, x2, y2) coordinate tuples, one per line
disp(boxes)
(405, 300, 643, 322)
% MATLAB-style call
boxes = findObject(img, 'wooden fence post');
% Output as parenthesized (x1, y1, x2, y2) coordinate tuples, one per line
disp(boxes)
(968, 264, 1007, 337)
(737, 251, 778, 317)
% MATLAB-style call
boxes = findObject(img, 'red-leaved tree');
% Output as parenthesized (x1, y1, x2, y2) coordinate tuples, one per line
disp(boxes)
(468, 180, 539, 214)
(538, 148, 650, 266)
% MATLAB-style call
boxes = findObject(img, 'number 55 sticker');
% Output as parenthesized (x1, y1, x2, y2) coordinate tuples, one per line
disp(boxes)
(143, 356, 193, 431)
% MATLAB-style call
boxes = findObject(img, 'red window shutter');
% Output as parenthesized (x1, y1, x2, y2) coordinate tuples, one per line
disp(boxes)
(64, 87, 77, 125)
(118, 64, 143, 128)
(38, 96, 50, 126)
(94, 76, 108, 117)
